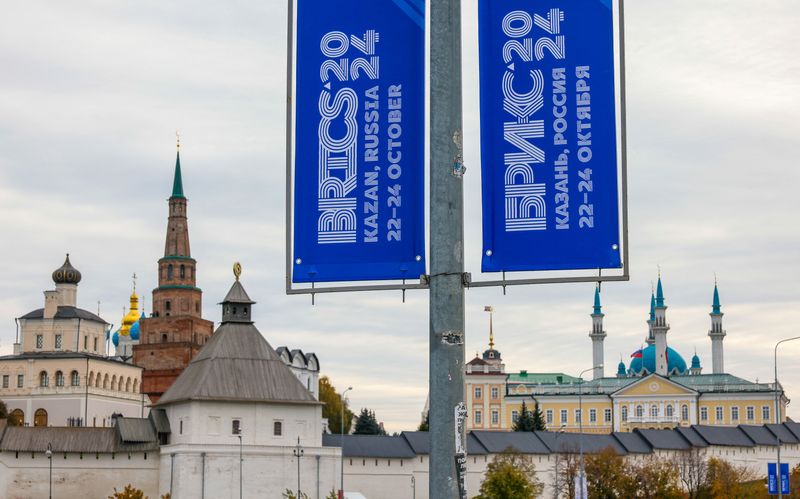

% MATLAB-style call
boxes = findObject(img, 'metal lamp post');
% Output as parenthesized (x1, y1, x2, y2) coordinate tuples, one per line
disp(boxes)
(553, 423, 566, 498)
(340, 386, 352, 499)
(577, 365, 602, 499)
(237, 433, 242, 499)
(774, 337, 800, 499)
(45, 442, 53, 499)
(293, 437, 305, 498)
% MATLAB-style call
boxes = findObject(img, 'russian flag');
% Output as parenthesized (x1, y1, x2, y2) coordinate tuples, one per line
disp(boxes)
(630, 349, 643, 359)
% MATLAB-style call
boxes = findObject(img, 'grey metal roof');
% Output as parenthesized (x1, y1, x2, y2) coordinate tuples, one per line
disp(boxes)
(739, 425, 778, 446)
(149, 409, 171, 434)
(220, 280, 254, 304)
(396, 431, 488, 455)
(157, 321, 318, 406)
(691, 425, 753, 447)
(783, 421, 800, 441)
(674, 427, 709, 447)
(19, 306, 108, 324)
(471, 431, 551, 454)
(612, 431, 653, 454)
(634, 429, 692, 450)
(766, 424, 800, 444)
(536, 431, 627, 455)
(116, 418, 157, 444)
(323, 434, 416, 458)
(0, 427, 158, 453)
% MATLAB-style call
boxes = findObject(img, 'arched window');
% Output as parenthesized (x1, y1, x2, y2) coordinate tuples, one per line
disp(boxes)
(666, 405, 674, 417)
(167, 264, 174, 279)
(103, 374, 109, 389)
(34, 408, 48, 427)
(88, 371, 95, 387)
(125, 378, 131, 392)
(71, 370, 80, 387)
(621, 406, 628, 422)
(681, 404, 689, 421)
(39, 371, 49, 387)
(180, 264, 185, 278)
(650, 405, 659, 418)
(9, 409, 24, 426)
(162, 333, 168, 343)
(635, 405, 643, 417)
(111, 375, 117, 391)
(55, 371, 64, 387)
(133, 379, 139, 393)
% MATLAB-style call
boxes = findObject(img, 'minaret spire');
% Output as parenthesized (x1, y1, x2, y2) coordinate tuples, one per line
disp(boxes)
(709, 279, 726, 374)
(589, 285, 606, 380)
(484, 306, 494, 350)
(646, 289, 656, 345)
(652, 273, 670, 375)
(172, 132, 185, 199)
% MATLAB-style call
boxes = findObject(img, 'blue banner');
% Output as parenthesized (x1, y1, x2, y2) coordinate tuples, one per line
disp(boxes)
(478, 0, 622, 272)
(293, 0, 426, 283)
(768, 463, 790, 495)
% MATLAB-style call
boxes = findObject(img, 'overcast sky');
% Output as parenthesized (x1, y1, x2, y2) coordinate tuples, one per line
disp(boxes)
(1, 1, 799, 433)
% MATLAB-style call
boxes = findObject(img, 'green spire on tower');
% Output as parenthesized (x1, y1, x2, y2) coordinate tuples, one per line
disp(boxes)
(712, 283, 721, 314)
(593, 286, 602, 315)
(655, 276, 665, 308)
(171, 151, 185, 199)
(649, 292, 656, 321)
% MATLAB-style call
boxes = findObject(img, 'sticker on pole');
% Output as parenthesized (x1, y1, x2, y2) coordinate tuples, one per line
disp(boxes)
(291, 0, 426, 283)
(478, 0, 624, 272)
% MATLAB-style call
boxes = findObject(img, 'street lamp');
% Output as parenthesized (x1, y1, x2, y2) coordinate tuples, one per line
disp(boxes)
(45, 442, 52, 499)
(341, 386, 352, 499)
(293, 436, 305, 498)
(774, 337, 800, 499)
(577, 364, 602, 499)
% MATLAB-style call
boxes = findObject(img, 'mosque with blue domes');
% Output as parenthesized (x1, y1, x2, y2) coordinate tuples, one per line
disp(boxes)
(466, 275, 788, 434)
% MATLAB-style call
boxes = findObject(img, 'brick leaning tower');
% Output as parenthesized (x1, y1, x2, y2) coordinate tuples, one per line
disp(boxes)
(133, 146, 214, 403)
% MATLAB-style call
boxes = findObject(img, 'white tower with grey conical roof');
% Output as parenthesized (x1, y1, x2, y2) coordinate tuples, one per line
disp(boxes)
(708, 282, 726, 374)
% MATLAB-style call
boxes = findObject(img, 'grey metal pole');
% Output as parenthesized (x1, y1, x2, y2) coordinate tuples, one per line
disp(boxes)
(238, 434, 243, 499)
(774, 336, 800, 499)
(46, 443, 52, 499)
(341, 386, 352, 498)
(428, 0, 465, 491)
(577, 365, 600, 499)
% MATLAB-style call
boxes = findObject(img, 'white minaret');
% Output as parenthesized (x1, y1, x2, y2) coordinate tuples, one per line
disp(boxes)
(645, 291, 656, 345)
(589, 286, 606, 380)
(652, 275, 670, 376)
(708, 282, 726, 374)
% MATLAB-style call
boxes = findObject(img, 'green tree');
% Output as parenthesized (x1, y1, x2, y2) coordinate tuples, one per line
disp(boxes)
(319, 376, 354, 435)
(0, 399, 7, 420)
(630, 456, 682, 499)
(513, 401, 535, 432)
(417, 412, 429, 431)
(108, 485, 146, 499)
(282, 490, 310, 499)
(701, 457, 765, 499)
(584, 446, 632, 497)
(530, 402, 546, 431)
(476, 447, 544, 499)
(353, 408, 385, 435)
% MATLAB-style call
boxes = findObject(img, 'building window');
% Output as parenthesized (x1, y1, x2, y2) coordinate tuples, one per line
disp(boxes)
(165, 301, 171, 311)
(650, 405, 659, 418)
(546, 410, 554, 424)
(731, 406, 739, 421)
(34, 408, 48, 427)
(71, 371, 80, 387)
(621, 406, 628, 422)
(589, 409, 597, 423)
(180, 264, 186, 278)
(179, 420, 183, 435)
(575, 409, 581, 424)
(55, 371, 64, 387)
(665, 405, 674, 418)
(474, 387, 482, 399)
(560, 409, 568, 424)
(162, 334, 168, 343)
(168, 265, 174, 279)
(54, 334, 62, 349)
(1, 375, 7, 388)
(746, 406, 755, 421)
(491, 387, 499, 399)
(700, 407, 708, 421)
(635, 405, 643, 418)
(474, 411, 482, 425)
(230, 419, 241, 435)
(511, 411, 519, 423)
(17, 374, 23, 388)
(682, 404, 689, 421)
(93, 337, 98, 351)
(491, 410, 499, 425)
(39, 371, 49, 387)
(715, 406, 723, 421)
(604, 408, 612, 423)
(83, 336, 87, 349)
(274, 421, 283, 436)
(36, 335, 43, 349)
(763, 406, 771, 421)
(9, 409, 23, 426)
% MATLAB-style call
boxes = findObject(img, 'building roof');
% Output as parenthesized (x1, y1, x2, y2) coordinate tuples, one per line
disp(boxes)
(674, 427, 709, 448)
(157, 321, 318, 406)
(691, 425, 753, 447)
(19, 306, 108, 324)
(471, 431, 551, 455)
(172, 151, 185, 198)
(536, 431, 627, 455)
(115, 418, 158, 444)
(766, 424, 800, 444)
(322, 434, 416, 458)
(397, 431, 488, 455)
(611, 431, 653, 454)
(738, 425, 778, 446)
(221, 280, 255, 304)
(507, 372, 580, 384)
(149, 409, 171, 435)
(0, 425, 158, 453)
(633, 429, 692, 450)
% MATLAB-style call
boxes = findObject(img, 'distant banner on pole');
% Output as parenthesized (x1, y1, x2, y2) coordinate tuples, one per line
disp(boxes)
(478, 0, 623, 272)
(292, 0, 426, 283)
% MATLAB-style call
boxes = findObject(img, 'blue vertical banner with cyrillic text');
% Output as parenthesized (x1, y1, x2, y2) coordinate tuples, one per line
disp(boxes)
(293, 0, 426, 283)
(478, 0, 623, 272)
